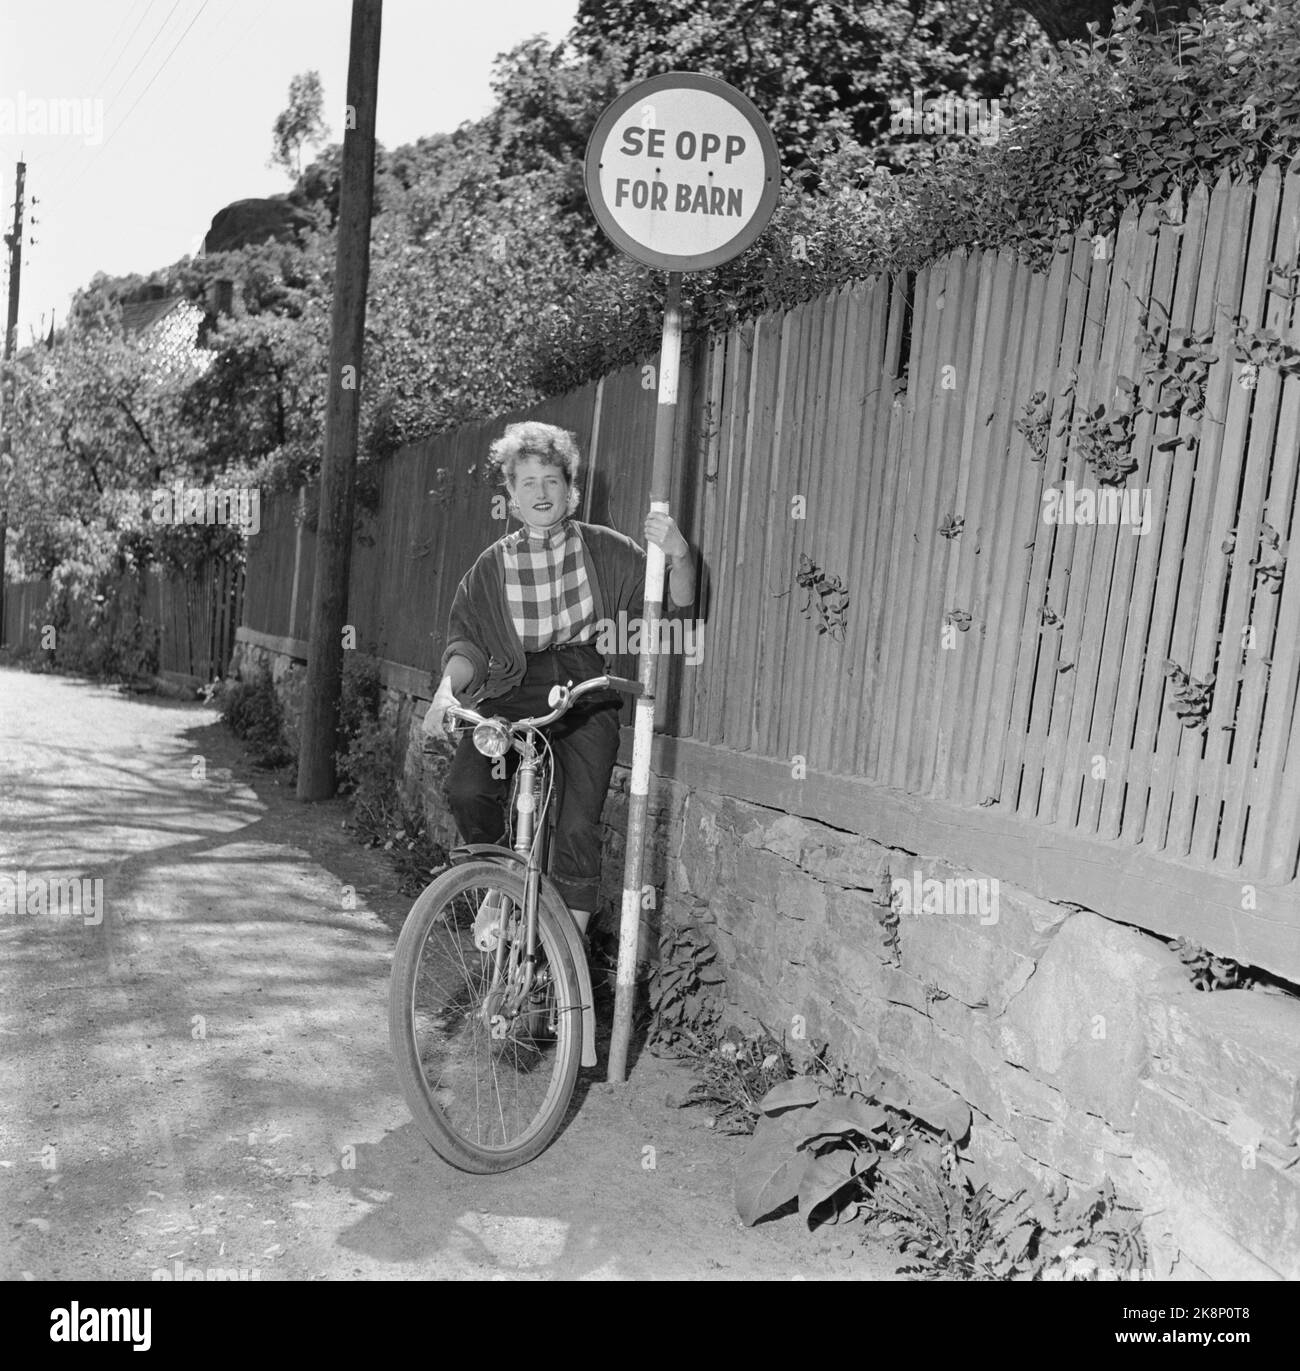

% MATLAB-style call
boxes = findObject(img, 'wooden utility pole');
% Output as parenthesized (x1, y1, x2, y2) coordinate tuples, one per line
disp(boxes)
(0, 160, 26, 647)
(297, 1, 382, 800)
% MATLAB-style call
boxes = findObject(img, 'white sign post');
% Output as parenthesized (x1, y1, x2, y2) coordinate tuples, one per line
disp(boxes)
(584, 74, 778, 1082)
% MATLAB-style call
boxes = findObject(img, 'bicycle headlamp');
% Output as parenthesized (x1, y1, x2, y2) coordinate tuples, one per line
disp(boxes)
(472, 719, 511, 759)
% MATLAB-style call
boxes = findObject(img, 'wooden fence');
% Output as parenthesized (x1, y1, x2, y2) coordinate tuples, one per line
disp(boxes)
(242, 165, 1300, 979)
(3, 557, 244, 681)
(1, 578, 52, 654)
(149, 556, 245, 680)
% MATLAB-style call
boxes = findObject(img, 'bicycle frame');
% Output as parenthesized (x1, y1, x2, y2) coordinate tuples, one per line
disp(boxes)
(436, 673, 642, 1071)
(480, 732, 552, 1019)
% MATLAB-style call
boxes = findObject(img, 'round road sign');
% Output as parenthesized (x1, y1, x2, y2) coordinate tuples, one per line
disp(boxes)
(584, 72, 780, 273)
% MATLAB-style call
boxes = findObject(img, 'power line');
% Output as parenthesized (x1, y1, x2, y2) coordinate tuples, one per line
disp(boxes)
(100, 0, 160, 102)
(98, 0, 216, 157)
(45, 0, 188, 197)
(57, 0, 216, 199)
(35, 0, 161, 193)
(209, 0, 270, 73)
(104, 0, 186, 113)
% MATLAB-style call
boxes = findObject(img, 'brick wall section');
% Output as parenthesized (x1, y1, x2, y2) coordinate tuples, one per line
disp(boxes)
(236, 642, 1300, 1281)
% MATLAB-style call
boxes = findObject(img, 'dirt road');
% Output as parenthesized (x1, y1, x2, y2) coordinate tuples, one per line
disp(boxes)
(0, 666, 899, 1281)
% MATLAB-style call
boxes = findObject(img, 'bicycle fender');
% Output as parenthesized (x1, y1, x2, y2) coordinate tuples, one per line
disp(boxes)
(449, 842, 517, 865)
(449, 845, 598, 1068)
(541, 881, 598, 1070)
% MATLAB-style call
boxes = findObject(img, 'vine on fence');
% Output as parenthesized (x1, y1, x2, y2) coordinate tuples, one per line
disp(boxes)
(1136, 301, 1219, 424)
(1233, 324, 1300, 380)
(1250, 520, 1287, 592)
(796, 553, 850, 641)
(1074, 403, 1140, 485)
(1014, 391, 1052, 463)
(1162, 660, 1214, 731)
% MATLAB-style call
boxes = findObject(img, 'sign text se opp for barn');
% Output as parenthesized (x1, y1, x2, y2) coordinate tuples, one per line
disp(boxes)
(584, 72, 780, 272)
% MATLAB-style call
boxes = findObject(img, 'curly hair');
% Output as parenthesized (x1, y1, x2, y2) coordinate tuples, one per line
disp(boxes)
(488, 421, 582, 486)
(487, 422, 582, 518)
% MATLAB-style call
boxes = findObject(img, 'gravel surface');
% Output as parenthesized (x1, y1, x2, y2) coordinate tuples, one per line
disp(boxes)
(0, 665, 902, 1282)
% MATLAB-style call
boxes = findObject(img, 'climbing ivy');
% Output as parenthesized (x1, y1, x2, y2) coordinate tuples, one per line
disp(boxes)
(534, 2, 1300, 395)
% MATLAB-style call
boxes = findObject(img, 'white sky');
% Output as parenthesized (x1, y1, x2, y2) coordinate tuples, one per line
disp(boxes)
(0, 0, 579, 342)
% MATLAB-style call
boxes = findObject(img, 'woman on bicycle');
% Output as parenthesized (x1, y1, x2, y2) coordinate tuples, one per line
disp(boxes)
(421, 420, 696, 938)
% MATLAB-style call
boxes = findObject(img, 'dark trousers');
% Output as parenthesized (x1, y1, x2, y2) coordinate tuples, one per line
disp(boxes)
(446, 644, 622, 913)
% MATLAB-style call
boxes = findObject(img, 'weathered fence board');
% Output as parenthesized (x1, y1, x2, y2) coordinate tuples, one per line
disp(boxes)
(1191, 167, 1283, 863)
(967, 249, 1041, 808)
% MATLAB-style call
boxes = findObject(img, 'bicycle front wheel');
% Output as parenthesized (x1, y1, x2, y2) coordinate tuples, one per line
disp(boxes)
(388, 860, 583, 1173)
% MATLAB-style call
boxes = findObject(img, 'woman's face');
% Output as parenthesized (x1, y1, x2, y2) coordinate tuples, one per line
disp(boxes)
(510, 455, 569, 531)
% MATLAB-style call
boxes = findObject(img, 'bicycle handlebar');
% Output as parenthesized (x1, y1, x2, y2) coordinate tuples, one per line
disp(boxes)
(423, 673, 643, 751)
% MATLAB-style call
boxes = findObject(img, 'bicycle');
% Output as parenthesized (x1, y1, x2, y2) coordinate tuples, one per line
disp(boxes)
(388, 671, 643, 1173)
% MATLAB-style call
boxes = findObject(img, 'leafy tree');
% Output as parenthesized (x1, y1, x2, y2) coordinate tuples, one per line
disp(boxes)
(4, 313, 195, 578)
(570, 0, 1051, 178)
(358, 119, 589, 455)
(483, 37, 627, 264)
(1018, 0, 1196, 42)
(170, 236, 333, 491)
(271, 71, 330, 179)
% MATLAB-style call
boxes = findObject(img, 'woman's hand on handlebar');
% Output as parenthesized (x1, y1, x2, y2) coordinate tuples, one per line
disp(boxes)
(422, 677, 461, 740)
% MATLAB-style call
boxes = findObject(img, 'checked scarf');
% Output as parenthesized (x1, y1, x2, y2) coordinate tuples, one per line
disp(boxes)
(502, 517, 596, 650)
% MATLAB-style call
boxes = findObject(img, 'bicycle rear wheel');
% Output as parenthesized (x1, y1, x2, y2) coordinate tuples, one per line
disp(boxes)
(388, 860, 583, 1173)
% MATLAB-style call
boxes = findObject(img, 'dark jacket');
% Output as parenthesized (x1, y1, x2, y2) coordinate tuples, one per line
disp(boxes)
(440, 520, 681, 704)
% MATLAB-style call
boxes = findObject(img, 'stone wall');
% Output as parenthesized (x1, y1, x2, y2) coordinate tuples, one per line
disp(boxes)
(234, 637, 1300, 1281)
(601, 774, 1300, 1282)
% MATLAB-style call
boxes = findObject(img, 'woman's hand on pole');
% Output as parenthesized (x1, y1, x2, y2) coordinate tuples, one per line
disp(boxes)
(643, 510, 689, 561)
(644, 510, 695, 605)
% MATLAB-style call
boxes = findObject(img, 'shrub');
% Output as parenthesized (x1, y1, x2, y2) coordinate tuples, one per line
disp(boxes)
(647, 922, 725, 1053)
(217, 669, 293, 768)
(337, 652, 382, 750)
(673, 1025, 798, 1134)
(38, 576, 160, 682)
(334, 665, 449, 895)
(726, 1050, 1148, 1280)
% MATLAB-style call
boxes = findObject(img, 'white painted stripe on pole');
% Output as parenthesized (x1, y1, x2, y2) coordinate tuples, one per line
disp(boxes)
(617, 885, 640, 990)
(657, 364, 678, 407)
(646, 548, 666, 595)
(628, 696, 654, 796)
(646, 497, 669, 593)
